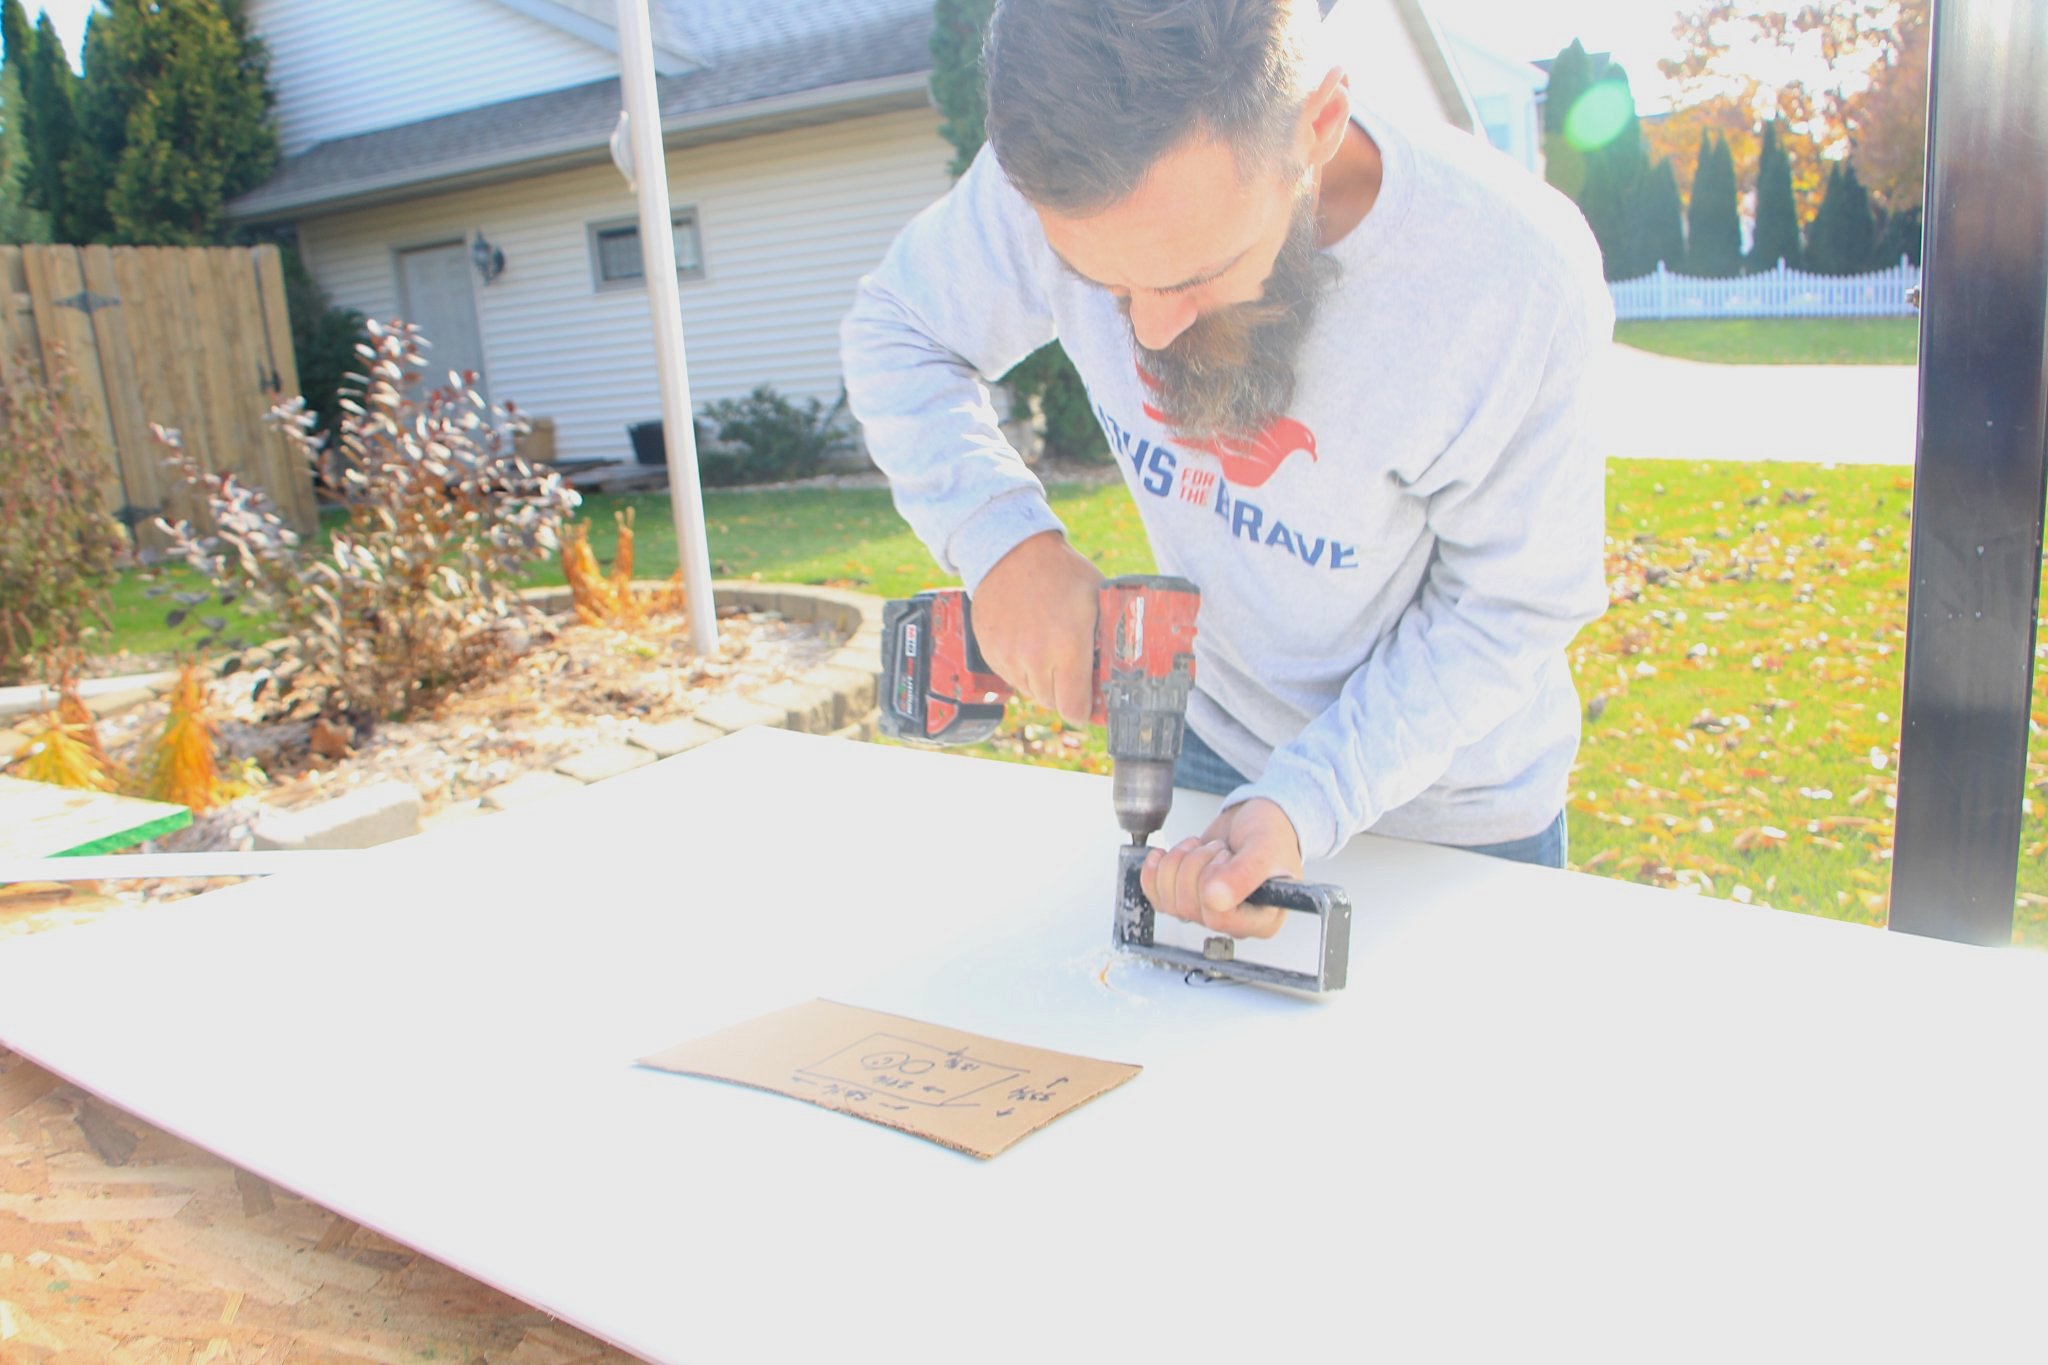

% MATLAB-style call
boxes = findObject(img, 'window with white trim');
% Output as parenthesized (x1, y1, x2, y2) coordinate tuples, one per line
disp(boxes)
(588, 209, 705, 290)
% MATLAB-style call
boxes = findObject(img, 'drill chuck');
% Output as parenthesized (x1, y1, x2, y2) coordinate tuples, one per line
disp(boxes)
(1112, 757, 1177, 844)
(1104, 665, 1194, 843)
(1101, 661, 1195, 760)
(1096, 579, 1200, 844)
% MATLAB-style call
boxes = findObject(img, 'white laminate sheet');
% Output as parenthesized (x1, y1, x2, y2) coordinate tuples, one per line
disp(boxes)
(1, 727, 2043, 1363)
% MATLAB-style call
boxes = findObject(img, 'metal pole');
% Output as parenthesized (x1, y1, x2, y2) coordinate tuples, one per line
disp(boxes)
(615, 0, 719, 656)
(1888, 0, 2048, 945)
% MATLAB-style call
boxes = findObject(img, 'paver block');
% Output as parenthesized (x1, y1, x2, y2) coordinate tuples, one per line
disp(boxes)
(555, 743, 656, 784)
(631, 718, 725, 759)
(812, 666, 878, 727)
(77, 673, 160, 698)
(252, 781, 422, 851)
(693, 696, 788, 734)
(84, 688, 159, 718)
(713, 583, 776, 614)
(825, 645, 883, 680)
(420, 800, 489, 836)
(805, 588, 881, 634)
(0, 685, 56, 721)
(481, 770, 587, 811)
(769, 590, 818, 623)
(753, 681, 836, 735)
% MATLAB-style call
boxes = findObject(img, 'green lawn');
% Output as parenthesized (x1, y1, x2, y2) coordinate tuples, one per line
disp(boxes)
(86, 461, 2048, 947)
(1615, 318, 1920, 366)
(99, 484, 1150, 659)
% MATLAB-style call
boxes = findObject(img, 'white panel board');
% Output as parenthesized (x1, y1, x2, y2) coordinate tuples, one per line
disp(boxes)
(1, 728, 2044, 1363)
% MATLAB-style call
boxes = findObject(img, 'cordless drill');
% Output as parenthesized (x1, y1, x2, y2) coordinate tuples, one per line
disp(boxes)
(879, 575, 1351, 991)
(879, 575, 1199, 843)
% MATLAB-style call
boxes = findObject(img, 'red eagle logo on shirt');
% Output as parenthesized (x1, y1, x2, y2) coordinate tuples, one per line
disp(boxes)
(1136, 366, 1317, 489)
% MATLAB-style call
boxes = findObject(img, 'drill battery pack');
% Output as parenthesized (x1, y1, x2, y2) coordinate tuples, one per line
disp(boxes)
(879, 590, 1012, 745)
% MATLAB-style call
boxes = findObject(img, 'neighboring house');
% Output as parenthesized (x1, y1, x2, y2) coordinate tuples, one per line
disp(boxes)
(1442, 29, 1546, 176)
(233, 0, 1478, 470)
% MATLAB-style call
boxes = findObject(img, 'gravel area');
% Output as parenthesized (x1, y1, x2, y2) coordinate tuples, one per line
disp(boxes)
(9, 607, 838, 920)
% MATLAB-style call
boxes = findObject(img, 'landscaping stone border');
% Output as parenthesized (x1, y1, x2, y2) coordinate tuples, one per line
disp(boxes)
(426, 580, 889, 841)
(0, 581, 884, 757)
(0, 581, 891, 851)
(513, 579, 886, 746)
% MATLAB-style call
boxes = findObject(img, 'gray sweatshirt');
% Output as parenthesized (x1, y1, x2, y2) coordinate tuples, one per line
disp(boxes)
(840, 107, 1613, 860)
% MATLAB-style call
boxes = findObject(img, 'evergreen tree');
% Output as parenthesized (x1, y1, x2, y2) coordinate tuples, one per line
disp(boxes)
(1685, 135, 1741, 277)
(1630, 159, 1685, 275)
(0, 0, 26, 68)
(1806, 159, 1877, 275)
(1748, 121, 1801, 273)
(1573, 65, 1649, 279)
(71, 0, 278, 245)
(1541, 39, 1596, 199)
(17, 13, 77, 236)
(1874, 203, 1922, 267)
(66, 9, 116, 241)
(926, 0, 1102, 461)
(0, 56, 50, 242)
(276, 240, 366, 439)
(930, 0, 991, 178)
(1544, 39, 1594, 136)
(1577, 151, 1628, 278)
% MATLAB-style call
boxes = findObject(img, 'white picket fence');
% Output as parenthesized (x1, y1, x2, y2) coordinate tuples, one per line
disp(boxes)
(1609, 256, 1920, 320)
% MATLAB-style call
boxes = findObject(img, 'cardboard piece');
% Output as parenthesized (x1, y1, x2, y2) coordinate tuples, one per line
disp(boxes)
(640, 1000, 1141, 1159)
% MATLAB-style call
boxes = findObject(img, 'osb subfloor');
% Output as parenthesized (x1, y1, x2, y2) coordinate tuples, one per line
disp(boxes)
(0, 1042, 641, 1363)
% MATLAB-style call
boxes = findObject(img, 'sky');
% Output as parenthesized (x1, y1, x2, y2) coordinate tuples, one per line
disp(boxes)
(23, 0, 92, 68)
(20, 0, 1689, 105)
(1425, 0, 1688, 110)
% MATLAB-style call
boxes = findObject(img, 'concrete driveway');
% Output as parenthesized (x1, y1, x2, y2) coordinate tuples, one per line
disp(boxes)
(1590, 343, 1920, 466)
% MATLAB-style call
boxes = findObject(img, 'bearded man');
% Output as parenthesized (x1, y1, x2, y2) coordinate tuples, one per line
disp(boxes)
(840, 0, 1612, 938)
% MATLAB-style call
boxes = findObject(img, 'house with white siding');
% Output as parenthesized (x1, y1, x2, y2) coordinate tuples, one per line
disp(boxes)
(1442, 29, 1547, 177)
(231, 0, 1477, 470)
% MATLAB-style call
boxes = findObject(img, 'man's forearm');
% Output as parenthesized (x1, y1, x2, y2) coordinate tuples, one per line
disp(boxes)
(838, 147, 1070, 590)
(1229, 303, 1611, 860)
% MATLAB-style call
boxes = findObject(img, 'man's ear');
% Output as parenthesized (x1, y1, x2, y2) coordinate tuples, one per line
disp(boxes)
(1300, 65, 1352, 170)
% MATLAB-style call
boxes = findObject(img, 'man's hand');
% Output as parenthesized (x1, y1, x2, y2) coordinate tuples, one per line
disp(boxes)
(970, 531, 1104, 726)
(1139, 798, 1303, 939)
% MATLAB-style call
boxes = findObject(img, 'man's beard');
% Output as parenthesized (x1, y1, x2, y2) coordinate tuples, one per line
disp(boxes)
(1131, 191, 1340, 444)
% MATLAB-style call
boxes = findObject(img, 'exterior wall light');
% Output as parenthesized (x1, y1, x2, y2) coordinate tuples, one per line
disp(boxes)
(471, 230, 505, 285)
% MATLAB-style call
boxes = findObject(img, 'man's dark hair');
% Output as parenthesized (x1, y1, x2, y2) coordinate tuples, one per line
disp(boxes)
(985, 0, 1314, 214)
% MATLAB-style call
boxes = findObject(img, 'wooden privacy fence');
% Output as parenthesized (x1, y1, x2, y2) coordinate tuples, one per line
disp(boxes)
(1609, 255, 1922, 321)
(0, 243, 318, 547)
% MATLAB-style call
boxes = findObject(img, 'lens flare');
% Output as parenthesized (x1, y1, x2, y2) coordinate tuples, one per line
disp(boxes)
(1565, 82, 1635, 151)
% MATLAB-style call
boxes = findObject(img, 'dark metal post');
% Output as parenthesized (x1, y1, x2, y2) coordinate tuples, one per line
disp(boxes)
(1889, 0, 2048, 944)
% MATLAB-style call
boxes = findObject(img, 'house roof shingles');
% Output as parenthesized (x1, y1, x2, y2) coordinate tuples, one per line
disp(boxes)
(231, 0, 935, 221)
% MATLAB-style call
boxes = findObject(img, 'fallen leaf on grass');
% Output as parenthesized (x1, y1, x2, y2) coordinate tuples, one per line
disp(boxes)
(1731, 825, 1788, 853)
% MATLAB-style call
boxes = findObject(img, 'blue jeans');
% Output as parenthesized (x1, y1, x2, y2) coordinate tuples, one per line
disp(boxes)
(1172, 726, 1569, 870)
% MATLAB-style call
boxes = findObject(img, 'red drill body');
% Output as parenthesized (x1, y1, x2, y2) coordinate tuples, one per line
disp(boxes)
(881, 575, 1199, 839)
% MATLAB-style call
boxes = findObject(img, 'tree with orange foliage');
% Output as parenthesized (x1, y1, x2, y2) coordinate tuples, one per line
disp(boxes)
(12, 711, 117, 793)
(561, 508, 646, 628)
(1841, 2, 1928, 209)
(136, 664, 236, 813)
(1660, 0, 1929, 213)
(1645, 96, 1828, 222)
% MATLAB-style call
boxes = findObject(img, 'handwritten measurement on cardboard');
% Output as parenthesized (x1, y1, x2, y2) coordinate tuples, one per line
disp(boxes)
(639, 1000, 1139, 1158)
